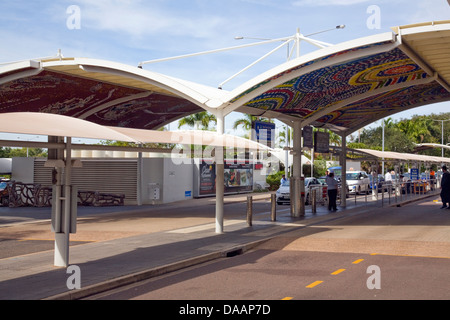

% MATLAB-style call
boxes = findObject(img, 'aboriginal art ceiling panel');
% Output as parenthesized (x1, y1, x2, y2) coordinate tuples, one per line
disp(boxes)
(315, 82, 450, 131)
(0, 70, 203, 130)
(239, 47, 445, 132)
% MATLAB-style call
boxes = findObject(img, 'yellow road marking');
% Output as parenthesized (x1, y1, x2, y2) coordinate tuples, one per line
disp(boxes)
(18, 238, 54, 242)
(282, 297, 293, 300)
(331, 268, 346, 275)
(16, 238, 95, 242)
(306, 281, 323, 288)
(352, 259, 364, 264)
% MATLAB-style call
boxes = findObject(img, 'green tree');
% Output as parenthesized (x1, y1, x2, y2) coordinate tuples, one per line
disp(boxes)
(359, 126, 415, 153)
(178, 111, 217, 130)
(396, 116, 433, 143)
(6, 148, 47, 158)
(277, 126, 292, 148)
(0, 147, 12, 158)
(232, 114, 273, 138)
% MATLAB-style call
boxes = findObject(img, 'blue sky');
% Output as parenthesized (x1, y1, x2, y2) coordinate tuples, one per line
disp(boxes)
(1, 0, 450, 141)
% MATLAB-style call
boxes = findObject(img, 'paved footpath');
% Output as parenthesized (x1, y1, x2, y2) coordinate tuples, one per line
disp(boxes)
(0, 191, 447, 300)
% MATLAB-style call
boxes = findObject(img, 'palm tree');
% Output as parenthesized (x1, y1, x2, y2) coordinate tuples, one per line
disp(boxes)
(178, 111, 217, 130)
(328, 130, 342, 146)
(396, 117, 431, 143)
(233, 113, 273, 138)
(277, 126, 292, 148)
(383, 117, 395, 128)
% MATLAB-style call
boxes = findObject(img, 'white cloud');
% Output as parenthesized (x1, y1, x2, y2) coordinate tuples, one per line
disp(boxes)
(74, 0, 226, 39)
(407, 0, 450, 24)
(292, 0, 370, 6)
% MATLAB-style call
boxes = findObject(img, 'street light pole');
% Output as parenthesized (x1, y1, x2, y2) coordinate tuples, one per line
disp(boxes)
(431, 119, 450, 158)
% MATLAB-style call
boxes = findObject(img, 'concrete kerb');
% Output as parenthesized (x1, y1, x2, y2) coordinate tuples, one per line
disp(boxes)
(389, 192, 438, 207)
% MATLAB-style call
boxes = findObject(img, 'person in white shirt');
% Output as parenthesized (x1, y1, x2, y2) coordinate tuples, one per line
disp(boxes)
(326, 171, 339, 211)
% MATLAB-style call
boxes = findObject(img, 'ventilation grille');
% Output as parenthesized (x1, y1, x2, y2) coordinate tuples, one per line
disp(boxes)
(34, 159, 138, 202)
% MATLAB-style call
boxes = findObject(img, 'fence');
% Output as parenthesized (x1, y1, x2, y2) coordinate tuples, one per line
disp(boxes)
(306, 178, 440, 209)
(2, 181, 125, 208)
(238, 177, 442, 226)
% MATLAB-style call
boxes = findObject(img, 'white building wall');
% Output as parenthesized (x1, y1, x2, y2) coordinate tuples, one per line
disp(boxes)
(162, 158, 193, 203)
(140, 157, 194, 204)
(11, 157, 34, 183)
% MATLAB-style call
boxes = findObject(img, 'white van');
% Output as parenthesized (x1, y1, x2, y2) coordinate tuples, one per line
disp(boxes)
(346, 171, 370, 194)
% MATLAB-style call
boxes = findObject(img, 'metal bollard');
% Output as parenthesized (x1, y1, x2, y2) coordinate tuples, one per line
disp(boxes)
(271, 194, 276, 222)
(246, 195, 253, 226)
(311, 188, 316, 213)
(388, 185, 391, 204)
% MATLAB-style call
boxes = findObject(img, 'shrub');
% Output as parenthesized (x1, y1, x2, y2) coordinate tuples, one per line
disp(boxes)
(266, 171, 284, 191)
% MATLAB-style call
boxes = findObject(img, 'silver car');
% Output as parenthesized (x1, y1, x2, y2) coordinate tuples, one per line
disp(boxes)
(276, 177, 322, 205)
(346, 171, 370, 194)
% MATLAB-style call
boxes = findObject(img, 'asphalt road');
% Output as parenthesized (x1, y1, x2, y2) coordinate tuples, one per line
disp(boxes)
(86, 250, 449, 300)
(85, 198, 450, 300)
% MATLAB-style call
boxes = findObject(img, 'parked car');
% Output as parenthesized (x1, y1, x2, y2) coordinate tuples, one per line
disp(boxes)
(276, 177, 323, 205)
(369, 174, 385, 192)
(346, 171, 370, 195)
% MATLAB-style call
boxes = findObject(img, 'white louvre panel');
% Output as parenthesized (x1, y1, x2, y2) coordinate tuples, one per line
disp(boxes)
(34, 159, 138, 204)
(33, 159, 53, 186)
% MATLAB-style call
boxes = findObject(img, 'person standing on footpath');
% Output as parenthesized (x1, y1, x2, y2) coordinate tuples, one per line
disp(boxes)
(440, 165, 450, 209)
(326, 171, 339, 212)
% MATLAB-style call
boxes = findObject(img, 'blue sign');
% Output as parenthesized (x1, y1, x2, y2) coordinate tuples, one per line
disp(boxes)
(252, 121, 275, 148)
(410, 168, 419, 181)
(185, 190, 192, 198)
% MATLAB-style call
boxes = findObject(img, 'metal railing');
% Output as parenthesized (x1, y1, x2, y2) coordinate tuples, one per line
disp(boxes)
(245, 177, 441, 227)
(300, 178, 440, 210)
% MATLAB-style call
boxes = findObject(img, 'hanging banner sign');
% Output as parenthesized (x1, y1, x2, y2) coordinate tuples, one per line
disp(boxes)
(314, 131, 330, 153)
(303, 126, 313, 148)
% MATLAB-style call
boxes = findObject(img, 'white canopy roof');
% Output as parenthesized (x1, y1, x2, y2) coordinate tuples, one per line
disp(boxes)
(355, 148, 450, 164)
(0, 112, 270, 151)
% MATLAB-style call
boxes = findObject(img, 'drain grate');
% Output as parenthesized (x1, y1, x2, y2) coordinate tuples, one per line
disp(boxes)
(225, 248, 243, 257)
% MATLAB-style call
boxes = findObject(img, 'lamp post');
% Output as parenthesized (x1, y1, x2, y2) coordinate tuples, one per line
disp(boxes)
(431, 119, 450, 158)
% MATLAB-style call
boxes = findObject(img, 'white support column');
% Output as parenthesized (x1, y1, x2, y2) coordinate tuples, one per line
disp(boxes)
(54, 137, 72, 267)
(372, 161, 378, 201)
(137, 146, 143, 206)
(215, 111, 225, 233)
(340, 134, 347, 207)
(285, 125, 289, 176)
(292, 121, 304, 217)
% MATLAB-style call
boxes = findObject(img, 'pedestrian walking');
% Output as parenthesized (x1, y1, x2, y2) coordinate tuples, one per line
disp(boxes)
(440, 165, 450, 209)
(326, 171, 339, 212)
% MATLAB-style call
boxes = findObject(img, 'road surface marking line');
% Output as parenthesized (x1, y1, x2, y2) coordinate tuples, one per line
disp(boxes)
(282, 297, 293, 300)
(352, 259, 364, 264)
(306, 281, 323, 288)
(331, 268, 346, 275)
(18, 238, 54, 242)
